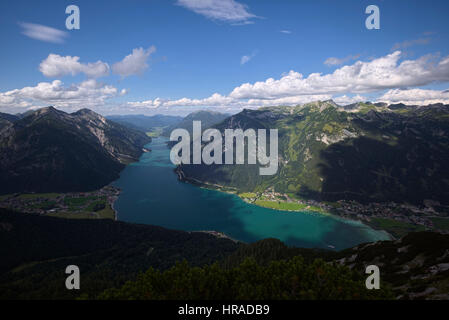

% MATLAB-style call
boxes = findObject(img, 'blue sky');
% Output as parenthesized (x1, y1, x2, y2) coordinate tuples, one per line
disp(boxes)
(1, 0, 449, 115)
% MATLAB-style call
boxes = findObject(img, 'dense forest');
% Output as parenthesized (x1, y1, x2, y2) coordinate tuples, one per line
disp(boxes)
(0, 209, 238, 299)
(99, 257, 393, 300)
(1, 209, 448, 300)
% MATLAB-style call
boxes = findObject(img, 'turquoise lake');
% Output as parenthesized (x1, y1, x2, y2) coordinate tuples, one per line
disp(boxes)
(113, 137, 390, 250)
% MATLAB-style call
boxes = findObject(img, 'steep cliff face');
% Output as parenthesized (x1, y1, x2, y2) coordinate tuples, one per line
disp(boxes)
(0, 107, 151, 194)
(72, 108, 151, 163)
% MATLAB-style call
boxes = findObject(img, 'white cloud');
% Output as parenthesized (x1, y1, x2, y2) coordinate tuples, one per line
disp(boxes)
(168, 93, 235, 107)
(280, 30, 292, 34)
(0, 92, 32, 109)
(245, 95, 333, 107)
(112, 46, 156, 78)
(0, 80, 120, 111)
(240, 55, 251, 65)
(4, 50, 449, 116)
(125, 93, 333, 111)
(39, 54, 110, 78)
(231, 51, 449, 99)
(333, 95, 367, 105)
(40, 47, 156, 79)
(392, 38, 431, 51)
(378, 88, 449, 105)
(240, 52, 256, 65)
(127, 93, 235, 109)
(122, 52, 449, 112)
(176, 0, 257, 24)
(126, 98, 164, 109)
(324, 54, 360, 66)
(19, 22, 68, 43)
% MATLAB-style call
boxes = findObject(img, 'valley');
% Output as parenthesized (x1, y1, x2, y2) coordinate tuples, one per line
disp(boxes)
(1, 102, 449, 300)
(175, 101, 449, 238)
(2, 102, 449, 242)
(0, 186, 120, 220)
(2, 0, 449, 303)
(178, 101, 449, 207)
(112, 136, 390, 250)
(235, 189, 445, 238)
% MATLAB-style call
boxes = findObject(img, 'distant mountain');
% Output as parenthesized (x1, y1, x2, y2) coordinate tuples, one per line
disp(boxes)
(0, 107, 151, 194)
(177, 101, 449, 206)
(341, 101, 389, 111)
(0, 112, 20, 123)
(107, 114, 183, 132)
(162, 110, 230, 137)
(0, 112, 19, 132)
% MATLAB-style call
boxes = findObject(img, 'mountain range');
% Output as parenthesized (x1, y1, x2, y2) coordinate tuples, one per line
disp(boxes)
(0, 107, 151, 194)
(0, 108, 230, 195)
(2, 102, 449, 208)
(162, 110, 229, 137)
(106, 114, 183, 132)
(0, 102, 448, 300)
(177, 101, 449, 207)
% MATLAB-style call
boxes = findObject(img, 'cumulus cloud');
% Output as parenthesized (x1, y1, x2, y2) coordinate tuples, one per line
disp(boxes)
(40, 47, 156, 79)
(333, 95, 368, 105)
(19, 22, 68, 43)
(126, 98, 164, 109)
(121, 52, 449, 112)
(378, 88, 449, 105)
(4, 50, 449, 115)
(127, 93, 235, 109)
(176, 0, 257, 24)
(167, 93, 235, 107)
(39, 54, 110, 78)
(245, 95, 333, 107)
(126, 93, 334, 111)
(0, 92, 32, 109)
(112, 46, 156, 78)
(0, 80, 120, 111)
(231, 51, 449, 99)
(324, 54, 360, 66)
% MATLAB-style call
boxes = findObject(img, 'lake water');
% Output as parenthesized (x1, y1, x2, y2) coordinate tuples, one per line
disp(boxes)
(113, 137, 390, 250)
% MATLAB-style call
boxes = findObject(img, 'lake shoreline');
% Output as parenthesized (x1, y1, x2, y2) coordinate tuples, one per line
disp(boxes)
(112, 136, 392, 250)
(174, 166, 395, 240)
